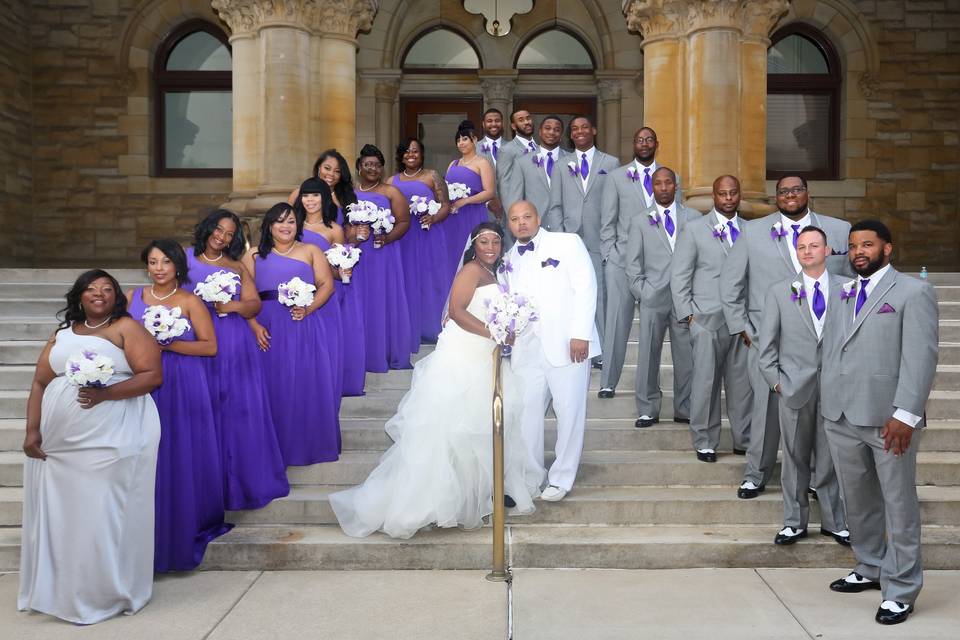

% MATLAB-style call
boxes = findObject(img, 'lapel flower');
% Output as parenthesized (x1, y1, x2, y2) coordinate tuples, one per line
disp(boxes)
(532, 155, 544, 168)
(840, 279, 858, 300)
(770, 221, 788, 241)
(567, 161, 579, 177)
(648, 210, 661, 226)
(497, 260, 514, 274)
(712, 222, 727, 240)
(480, 142, 491, 155)
(626, 167, 641, 182)
(790, 281, 806, 303)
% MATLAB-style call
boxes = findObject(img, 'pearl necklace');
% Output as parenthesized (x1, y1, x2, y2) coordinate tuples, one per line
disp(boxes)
(357, 181, 380, 192)
(202, 251, 223, 262)
(402, 167, 423, 178)
(84, 316, 111, 330)
(273, 242, 297, 256)
(150, 285, 178, 301)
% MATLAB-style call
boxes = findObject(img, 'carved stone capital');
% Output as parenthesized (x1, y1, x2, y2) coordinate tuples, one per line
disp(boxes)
(480, 78, 515, 104)
(622, 0, 787, 42)
(858, 72, 879, 99)
(212, 0, 378, 38)
(316, 0, 378, 38)
(374, 79, 400, 101)
(739, 0, 789, 40)
(622, 0, 689, 41)
(597, 79, 622, 102)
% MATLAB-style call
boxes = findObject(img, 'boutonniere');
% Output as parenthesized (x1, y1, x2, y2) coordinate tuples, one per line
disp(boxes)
(532, 155, 544, 168)
(712, 222, 727, 241)
(497, 260, 513, 275)
(790, 281, 806, 303)
(481, 142, 493, 155)
(567, 161, 579, 177)
(541, 258, 560, 268)
(648, 210, 661, 226)
(626, 167, 641, 182)
(840, 280, 858, 301)
(770, 221, 788, 241)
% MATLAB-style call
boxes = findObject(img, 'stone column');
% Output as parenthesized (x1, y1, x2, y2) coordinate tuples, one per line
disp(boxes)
(478, 72, 517, 122)
(597, 78, 623, 156)
(623, 0, 787, 214)
(373, 75, 401, 157)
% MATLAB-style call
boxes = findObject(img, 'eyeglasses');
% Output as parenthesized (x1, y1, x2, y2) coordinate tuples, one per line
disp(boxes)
(777, 186, 807, 197)
(634, 136, 657, 144)
(360, 161, 382, 169)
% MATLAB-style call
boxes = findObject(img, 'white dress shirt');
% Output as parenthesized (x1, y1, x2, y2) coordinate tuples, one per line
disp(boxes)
(634, 159, 659, 208)
(575, 146, 596, 189)
(656, 201, 678, 251)
(512, 134, 537, 155)
(482, 136, 503, 165)
(801, 269, 829, 339)
(713, 210, 740, 248)
(781, 212, 812, 274)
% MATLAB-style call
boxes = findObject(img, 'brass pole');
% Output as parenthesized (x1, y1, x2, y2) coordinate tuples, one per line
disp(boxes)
(486, 345, 510, 582)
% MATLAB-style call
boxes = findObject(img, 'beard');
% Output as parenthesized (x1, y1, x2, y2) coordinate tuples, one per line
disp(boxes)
(852, 253, 885, 277)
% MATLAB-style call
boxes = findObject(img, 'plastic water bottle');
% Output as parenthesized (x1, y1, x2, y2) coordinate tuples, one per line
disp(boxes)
(920, 267, 928, 280)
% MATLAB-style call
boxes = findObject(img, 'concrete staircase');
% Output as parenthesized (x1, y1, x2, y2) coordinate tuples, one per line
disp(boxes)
(1, 268, 959, 571)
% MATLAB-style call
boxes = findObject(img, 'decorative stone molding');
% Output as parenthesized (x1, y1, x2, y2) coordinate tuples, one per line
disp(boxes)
(622, 0, 788, 42)
(211, 0, 378, 38)
(597, 79, 623, 103)
(858, 72, 879, 100)
(622, 0, 688, 41)
(480, 78, 515, 104)
(374, 78, 400, 102)
(316, 0, 378, 38)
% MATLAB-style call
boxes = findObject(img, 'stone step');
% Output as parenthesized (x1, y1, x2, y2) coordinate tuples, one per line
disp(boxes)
(0, 299, 66, 318)
(0, 341, 47, 365)
(0, 281, 147, 299)
(0, 318, 61, 341)
(0, 268, 147, 283)
(0, 419, 21, 451)
(0, 366, 34, 390)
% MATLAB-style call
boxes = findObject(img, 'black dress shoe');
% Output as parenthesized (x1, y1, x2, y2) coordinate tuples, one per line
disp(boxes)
(876, 602, 912, 625)
(732, 448, 747, 456)
(696, 450, 717, 463)
(592, 359, 603, 369)
(634, 417, 659, 428)
(774, 527, 808, 545)
(808, 486, 818, 500)
(737, 484, 765, 499)
(597, 388, 615, 399)
(829, 572, 881, 593)
(821, 528, 851, 546)
(504, 494, 516, 508)
(674, 417, 690, 424)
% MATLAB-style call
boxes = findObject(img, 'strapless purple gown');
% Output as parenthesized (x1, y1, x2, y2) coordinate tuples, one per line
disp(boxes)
(185, 254, 290, 510)
(254, 253, 340, 465)
(128, 288, 232, 572)
(350, 190, 412, 372)
(444, 161, 489, 278)
(391, 176, 453, 344)
(301, 228, 345, 403)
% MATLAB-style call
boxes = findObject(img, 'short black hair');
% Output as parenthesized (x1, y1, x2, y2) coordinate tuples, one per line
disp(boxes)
(294, 178, 338, 228)
(456, 119, 478, 141)
(193, 209, 245, 260)
(540, 114, 563, 129)
(257, 202, 302, 259)
(652, 166, 676, 182)
(482, 108, 503, 119)
(509, 108, 530, 122)
(395, 137, 424, 169)
(569, 114, 595, 129)
(850, 219, 893, 244)
(636, 126, 658, 139)
(356, 144, 385, 171)
(798, 225, 827, 243)
(141, 239, 188, 285)
(775, 175, 809, 192)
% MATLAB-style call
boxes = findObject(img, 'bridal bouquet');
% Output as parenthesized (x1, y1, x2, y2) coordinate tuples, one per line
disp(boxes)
(346, 200, 380, 241)
(142, 305, 191, 345)
(65, 349, 115, 388)
(325, 243, 362, 283)
(483, 286, 539, 352)
(277, 276, 316, 308)
(192, 269, 241, 317)
(370, 207, 395, 247)
(447, 182, 471, 203)
(409, 194, 441, 229)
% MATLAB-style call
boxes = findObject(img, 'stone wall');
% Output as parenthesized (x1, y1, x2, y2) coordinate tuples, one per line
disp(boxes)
(0, 1, 33, 265)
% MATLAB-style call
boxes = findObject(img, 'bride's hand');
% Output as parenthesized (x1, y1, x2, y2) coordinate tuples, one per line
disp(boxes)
(23, 430, 46, 460)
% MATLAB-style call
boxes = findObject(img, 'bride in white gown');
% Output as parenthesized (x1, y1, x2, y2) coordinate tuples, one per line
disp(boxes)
(330, 222, 541, 539)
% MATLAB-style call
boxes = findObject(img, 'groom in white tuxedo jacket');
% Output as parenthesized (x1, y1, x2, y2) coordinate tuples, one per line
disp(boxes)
(503, 201, 601, 501)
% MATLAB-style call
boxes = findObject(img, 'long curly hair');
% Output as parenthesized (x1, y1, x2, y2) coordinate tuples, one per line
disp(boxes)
(313, 149, 357, 216)
(192, 209, 246, 260)
(57, 269, 130, 330)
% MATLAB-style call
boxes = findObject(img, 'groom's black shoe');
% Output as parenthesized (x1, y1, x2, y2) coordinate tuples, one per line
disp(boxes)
(592, 358, 603, 370)
(504, 495, 517, 508)
(829, 572, 881, 593)
(674, 417, 690, 424)
(634, 417, 658, 428)
(597, 388, 615, 399)
(876, 602, 913, 625)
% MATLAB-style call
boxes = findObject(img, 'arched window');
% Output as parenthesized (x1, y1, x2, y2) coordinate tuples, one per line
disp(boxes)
(515, 28, 594, 73)
(402, 27, 481, 71)
(766, 25, 841, 180)
(154, 20, 232, 177)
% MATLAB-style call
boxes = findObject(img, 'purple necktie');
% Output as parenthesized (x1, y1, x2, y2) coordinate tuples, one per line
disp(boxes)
(643, 167, 653, 197)
(812, 281, 825, 320)
(492, 141, 498, 160)
(727, 220, 739, 244)
(663, 208, 675, 236)
(580, 153, 589, 179)
(792, 224, 801, 249)
(546, 151, 554, 178)
(528, 141, 537, 153)
(855, 278, 870, 316)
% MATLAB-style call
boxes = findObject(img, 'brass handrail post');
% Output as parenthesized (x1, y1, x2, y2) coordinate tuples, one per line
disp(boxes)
(486, 345, 510, 582)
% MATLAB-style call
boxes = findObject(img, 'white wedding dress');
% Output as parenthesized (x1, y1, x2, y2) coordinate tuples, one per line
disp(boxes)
(330, 284, 541, 539)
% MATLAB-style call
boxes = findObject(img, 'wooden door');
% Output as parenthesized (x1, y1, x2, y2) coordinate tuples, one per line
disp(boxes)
(400, 98, 484, 177)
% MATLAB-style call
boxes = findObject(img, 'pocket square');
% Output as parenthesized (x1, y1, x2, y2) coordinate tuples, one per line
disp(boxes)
(541, 258, 560, 268)
(877, 303, 896, 314)
(598, 169, 608, 175)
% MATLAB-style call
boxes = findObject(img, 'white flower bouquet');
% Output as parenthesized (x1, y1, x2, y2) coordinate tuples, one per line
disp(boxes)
(346, 200, 380, 241)
(325, 243, 362, 283)
(192, 269, 241, 317)
(277, 276, 316, 308)
(446, 182, 472, 203)
(142, 305, 191, 345)
(65, 349, 115, 388)
(483, 285, 539, 351)
(409, 195, 442, 229)
(370, 207, 395, 248)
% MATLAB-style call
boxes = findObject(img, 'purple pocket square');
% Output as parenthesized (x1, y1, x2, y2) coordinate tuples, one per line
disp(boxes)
(877, 303, 896, 314)
(541, 258, 560, 268)
(598, 169, 608, 175)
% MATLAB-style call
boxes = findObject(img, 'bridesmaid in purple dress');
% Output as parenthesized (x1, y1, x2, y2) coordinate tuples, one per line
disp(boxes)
(242, 203, 341, 465)
(387, 137, 454, 344)
(186, 210, 289, 510)
(349, 144, 414, 370)
(294, 178, 345, 403)
(127, 239, 231, 572)
(443, 120, 497, 280)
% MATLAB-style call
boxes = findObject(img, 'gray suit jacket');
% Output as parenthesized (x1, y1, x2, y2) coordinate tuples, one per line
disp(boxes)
(821, 267, 939, 426)
(543, 149, 620, 255)
(624, 204, 702, 313)
(720, 210, 852, 338)
(499, 145, 568, 218)
(671, 212, 738, 332)
(758, 273, 845, 409)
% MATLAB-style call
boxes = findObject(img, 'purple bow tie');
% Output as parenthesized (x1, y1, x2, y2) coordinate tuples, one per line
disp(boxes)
(518, 241, 535, 255)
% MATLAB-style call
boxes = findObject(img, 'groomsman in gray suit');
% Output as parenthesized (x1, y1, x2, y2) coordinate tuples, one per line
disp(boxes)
(598, 127, 663, 398)
(543, 115, 619, 365)
(494, 109, 541, 247)
(671, 175, 752, 461)
(821, 220, 938, 626)
(479, 108, 506, 223)
(720, 175, 851, 499)
(758, 225, 848, 546)
(498, 113, 566, 218)
(623, 168, 698, 428)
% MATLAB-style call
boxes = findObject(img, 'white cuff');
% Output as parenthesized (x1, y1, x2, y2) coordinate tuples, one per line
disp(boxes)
(893, 408, 922, 428)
